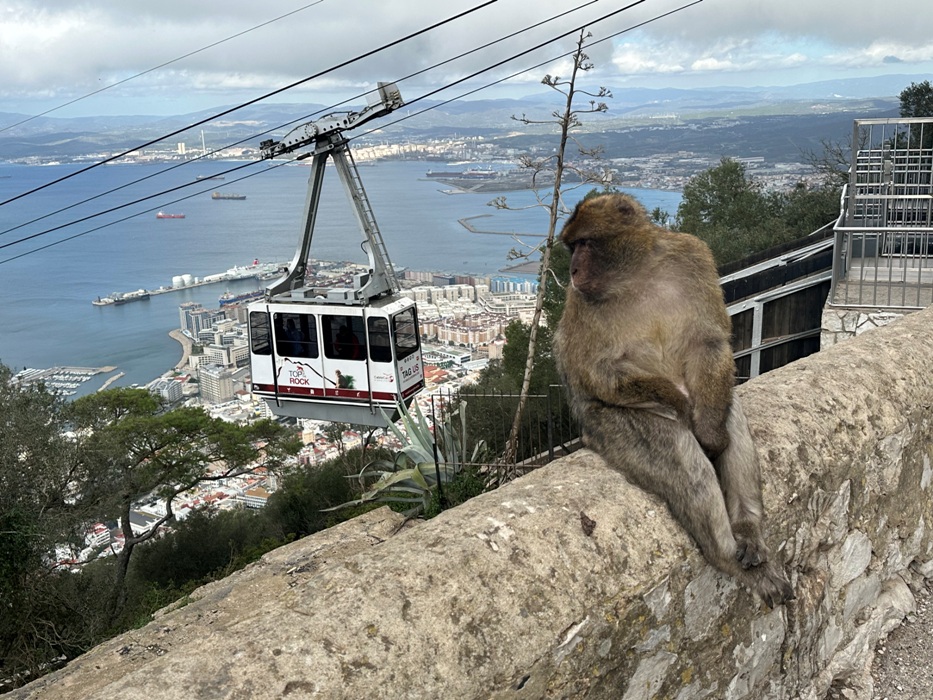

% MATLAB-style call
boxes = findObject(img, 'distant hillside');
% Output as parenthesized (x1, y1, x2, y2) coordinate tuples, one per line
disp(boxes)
(0, 73, 918, 162)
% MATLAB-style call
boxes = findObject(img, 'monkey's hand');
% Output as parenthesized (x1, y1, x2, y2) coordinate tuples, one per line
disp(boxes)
(690, 394, 733, 458)
(732, 521, 768, 569)
(609, 374, 691, 421)
(735, 536, 767, 570)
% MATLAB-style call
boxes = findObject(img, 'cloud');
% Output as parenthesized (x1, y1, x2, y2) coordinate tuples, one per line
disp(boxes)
(2, 0, 933, 114)
(826, 41, 933, 69)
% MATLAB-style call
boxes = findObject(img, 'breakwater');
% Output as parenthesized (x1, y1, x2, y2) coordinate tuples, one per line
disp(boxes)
(92, 262, 284, 306)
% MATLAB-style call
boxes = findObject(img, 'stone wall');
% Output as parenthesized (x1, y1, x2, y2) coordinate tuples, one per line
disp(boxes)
(12, 307, 933, 700)
(820, 305, 907, 347)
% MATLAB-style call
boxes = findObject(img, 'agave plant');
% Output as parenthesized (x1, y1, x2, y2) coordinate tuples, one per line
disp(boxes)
(324, 398, 487, 517)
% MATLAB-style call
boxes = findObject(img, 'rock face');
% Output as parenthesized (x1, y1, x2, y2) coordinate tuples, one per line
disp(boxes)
(12, 307, 933, 700)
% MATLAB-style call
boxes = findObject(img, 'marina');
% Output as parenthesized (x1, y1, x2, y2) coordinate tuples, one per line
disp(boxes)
(12, 366, 118, 397)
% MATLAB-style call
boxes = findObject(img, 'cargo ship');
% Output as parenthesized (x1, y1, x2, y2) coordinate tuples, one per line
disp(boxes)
(425, 168, 497, 180)
(211, 192, 246, 200)
(219, 289, 264, 307)
(156, 211, 185, 219)
(93, 289, 151, 306)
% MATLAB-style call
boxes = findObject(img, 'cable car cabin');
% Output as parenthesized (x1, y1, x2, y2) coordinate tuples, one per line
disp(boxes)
(248, 295, 424, 427)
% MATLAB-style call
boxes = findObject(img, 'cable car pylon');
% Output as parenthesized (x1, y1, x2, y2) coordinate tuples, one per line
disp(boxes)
(248, 82, 425, 427)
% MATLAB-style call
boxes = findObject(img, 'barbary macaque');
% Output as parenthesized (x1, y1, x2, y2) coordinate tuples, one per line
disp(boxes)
(554, 193, 793, 607)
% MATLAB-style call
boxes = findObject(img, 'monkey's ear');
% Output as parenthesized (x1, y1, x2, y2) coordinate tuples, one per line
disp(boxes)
(614, 197, 636, 217)
(565, 201, 583, 228)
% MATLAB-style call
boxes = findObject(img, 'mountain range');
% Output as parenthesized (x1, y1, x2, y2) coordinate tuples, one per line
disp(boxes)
(0, 73, 920, 162)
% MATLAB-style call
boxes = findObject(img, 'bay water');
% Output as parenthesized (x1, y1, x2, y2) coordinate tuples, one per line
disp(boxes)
(0, 160, 681, 389)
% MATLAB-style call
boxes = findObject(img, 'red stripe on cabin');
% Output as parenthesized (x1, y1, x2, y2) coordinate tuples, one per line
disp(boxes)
(402, 381, 424, 398)
(252, 384, 397, 402)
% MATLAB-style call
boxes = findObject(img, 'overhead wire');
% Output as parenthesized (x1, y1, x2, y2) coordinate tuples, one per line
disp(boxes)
(0, 160, 257, 253)
(362, 0, 703, 137)
(0, 0, 604, 243)
(0, 0, 704, 264)
(0, 160, 293, 264)
(0, 0, 326, 134)
(0, 0, 498, 209)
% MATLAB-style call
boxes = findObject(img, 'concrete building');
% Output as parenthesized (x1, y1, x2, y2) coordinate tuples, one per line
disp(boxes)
(198, 363, 235, 404)
(242, 486, 271, 509)
(435, 313, 508, 348)
(85, 523, 111, 549)
(150, 377, 183, 403)
(179, 302, 225, 337)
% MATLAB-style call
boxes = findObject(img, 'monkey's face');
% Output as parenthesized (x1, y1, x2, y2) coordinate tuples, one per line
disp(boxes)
(566, 237, 611, 301)
(561, 193, 650, 302)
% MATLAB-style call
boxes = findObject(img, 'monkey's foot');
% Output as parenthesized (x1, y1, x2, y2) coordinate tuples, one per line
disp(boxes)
(749, 563, 795, 608)
(735, 536, 768, 570)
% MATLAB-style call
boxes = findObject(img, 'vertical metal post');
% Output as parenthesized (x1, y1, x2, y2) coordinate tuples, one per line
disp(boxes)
(749, 301, 763, 379)
(430, 394, 445, 507)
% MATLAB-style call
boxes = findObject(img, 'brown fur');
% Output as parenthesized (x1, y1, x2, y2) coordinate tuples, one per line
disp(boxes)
(554, 193, 793, 607)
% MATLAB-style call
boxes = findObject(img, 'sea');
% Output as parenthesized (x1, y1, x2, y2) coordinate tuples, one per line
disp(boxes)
(0, 160, 681, 392)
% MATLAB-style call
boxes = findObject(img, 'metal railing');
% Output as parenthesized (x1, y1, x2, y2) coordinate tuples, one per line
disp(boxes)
(425, 384, 580, 471)
(830, 118, 933, 310)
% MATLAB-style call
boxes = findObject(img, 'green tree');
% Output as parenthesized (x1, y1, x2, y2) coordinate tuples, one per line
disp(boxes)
(768, 182, 840, 236)
(67, 388, 299, 623)
(899, 80, 933, 118)
(676, 157, 772, 236)
(898, 80, 933, 150)
(263, 460, 363, 540)
(128, 507, 282, 592)
(0, 365, 84, 684)
(676, 158, 835, 266)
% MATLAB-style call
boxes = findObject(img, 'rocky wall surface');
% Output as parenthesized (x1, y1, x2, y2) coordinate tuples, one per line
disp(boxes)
(12, 307, 933, 700)
(820, 306, 906, 347)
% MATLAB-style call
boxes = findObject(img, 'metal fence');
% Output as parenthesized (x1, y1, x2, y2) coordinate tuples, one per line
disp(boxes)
(424, 384, 580, 471)
(830, 118, 933, 310)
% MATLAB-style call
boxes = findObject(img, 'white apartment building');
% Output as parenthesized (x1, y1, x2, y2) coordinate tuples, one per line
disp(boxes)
(198, 363, 235, 404)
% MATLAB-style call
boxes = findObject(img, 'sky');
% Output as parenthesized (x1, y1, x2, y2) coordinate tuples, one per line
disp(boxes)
(1, 0, 932, 119)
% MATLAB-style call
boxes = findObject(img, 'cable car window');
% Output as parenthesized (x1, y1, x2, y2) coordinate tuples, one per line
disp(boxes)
(393, 308, 419, 360)
(249, 311, 272, 356)
(367, 317, 392, 363)
(273, 313, 318, 359)
(322, 315, 365, 360)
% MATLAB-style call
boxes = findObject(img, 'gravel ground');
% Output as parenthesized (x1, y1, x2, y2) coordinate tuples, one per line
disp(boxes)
(871, 577, 933, 699)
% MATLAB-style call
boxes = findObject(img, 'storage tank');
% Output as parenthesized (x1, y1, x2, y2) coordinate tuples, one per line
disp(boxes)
(181, 274, 194, 286)
(171, 275, 184, 288)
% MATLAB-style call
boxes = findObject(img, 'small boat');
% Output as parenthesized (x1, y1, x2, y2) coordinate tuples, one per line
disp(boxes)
(211, 192, 246, 200)
(156, 211, 185, 219)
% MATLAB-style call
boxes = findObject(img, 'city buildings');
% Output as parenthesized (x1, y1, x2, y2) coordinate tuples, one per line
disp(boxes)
(198, 363, 235, 404)
(150, 377, 183, 403)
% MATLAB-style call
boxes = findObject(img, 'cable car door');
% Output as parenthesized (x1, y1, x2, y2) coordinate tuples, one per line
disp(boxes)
(319, 313, 369, 402)
(270, 311, 326, 400)
(249, 308, 277, 399)
(392, 306, 424, 400)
